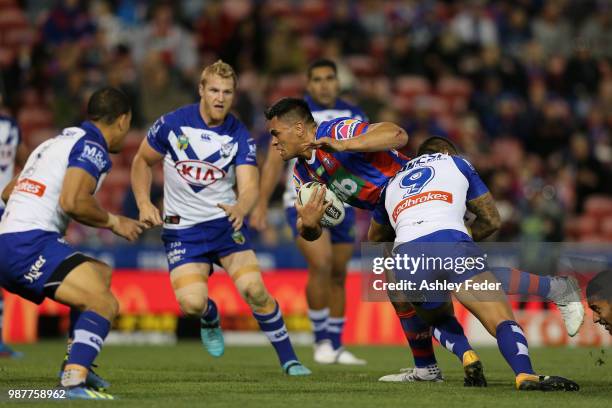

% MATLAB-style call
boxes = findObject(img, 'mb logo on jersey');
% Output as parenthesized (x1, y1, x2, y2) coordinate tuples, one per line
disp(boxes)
(231, 231, 246, 245)
(175, 160, 226, 187)
(177, 135, 189, 151)
(81, 141, 108, 171)
(399, 167, 435, 197)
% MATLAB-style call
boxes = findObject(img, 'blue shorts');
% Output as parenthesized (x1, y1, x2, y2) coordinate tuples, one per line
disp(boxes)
(393, 229, 488, 307)
(0, 230, 85, 304)
(285, 206, 355, 244)
(161, 217, 253, 271)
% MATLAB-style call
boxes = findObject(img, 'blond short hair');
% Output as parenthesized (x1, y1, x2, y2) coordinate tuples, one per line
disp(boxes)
(200, 60, 238, 89)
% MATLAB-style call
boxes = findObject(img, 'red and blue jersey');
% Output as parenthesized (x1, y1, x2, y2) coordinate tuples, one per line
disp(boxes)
(293, 118, 409, 210)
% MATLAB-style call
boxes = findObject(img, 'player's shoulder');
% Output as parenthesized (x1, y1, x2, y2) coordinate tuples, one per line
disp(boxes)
(220, 113, 249, 138)
(316, 117, 352, 137)
(159, 103, 199, 128)
(450, 155, 476, 170)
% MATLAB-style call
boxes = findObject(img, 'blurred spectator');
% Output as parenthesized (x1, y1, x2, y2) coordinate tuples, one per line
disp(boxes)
(139, 52, 193, 126)
(194, 0, 237, 60)
(564, 41, 600, 98)
(386, 31, 427, 78)
(450, 0, 498, 49)
(90, 0, 126, 51)
(527, 99, 574, 157)
(498, 7, 532, 57)
(579, 5, 612, 59)
(565, 133, 609, 212)
(42, 0, 96, 46)
(319, 0, 370, 56)
(131, 2, 197, 82)
(531, 1, 572, 57)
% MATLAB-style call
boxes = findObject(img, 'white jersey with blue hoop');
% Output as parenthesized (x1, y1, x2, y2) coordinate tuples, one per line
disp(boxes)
(147, 104, 257, 229)
(282, 95, 367, 208)
(382, 153, 489, 242)
(0, 115, 21, 210)
(0, 122, 112, 235)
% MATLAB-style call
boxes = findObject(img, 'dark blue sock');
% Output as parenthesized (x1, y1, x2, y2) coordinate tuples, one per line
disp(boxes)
(432, 315, 473, 363)
(253, 302, 298, 366)
(69, 308, 81, 339)
(201, 299, 219, 324)
(327, 317, 345, 350)
(398, 311, 437, 368)
(308, 308, 329, 344)
(495, 320, 535, 375)
(490, 267, 551, 299)
(66, 311, 111, 369)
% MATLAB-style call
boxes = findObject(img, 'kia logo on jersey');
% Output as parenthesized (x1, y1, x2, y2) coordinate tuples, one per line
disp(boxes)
(175, 160, 226, 187)
(14, 178, 46, 197)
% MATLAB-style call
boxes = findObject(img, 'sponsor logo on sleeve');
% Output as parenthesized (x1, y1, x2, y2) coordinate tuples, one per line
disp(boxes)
(247, 140, 256, 160)
(80, 141, 108, 171)
(14, 178, 46, 197)
(334, 119, 359, 140)
(392, 190, 453, 222)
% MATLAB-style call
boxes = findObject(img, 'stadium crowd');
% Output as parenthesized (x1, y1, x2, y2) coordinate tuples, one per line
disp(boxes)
(1, 0, 611, 245)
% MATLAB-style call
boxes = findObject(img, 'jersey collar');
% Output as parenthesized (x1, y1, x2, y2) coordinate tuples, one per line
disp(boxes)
(80, 121, 109, 152)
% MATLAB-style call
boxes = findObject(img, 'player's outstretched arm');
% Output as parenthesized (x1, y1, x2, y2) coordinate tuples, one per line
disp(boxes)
(219, 165, 259, 231)
(60, 167, 145, 241)
(311, 122, 408, 153)
(251, 139, 285, 231)
(131, 140, 164, 227)
(466, 192, 501, 242)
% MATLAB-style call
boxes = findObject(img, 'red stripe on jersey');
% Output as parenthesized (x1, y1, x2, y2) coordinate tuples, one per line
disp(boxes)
(365, 152, 404, 177)
(354, 122, 368, 136)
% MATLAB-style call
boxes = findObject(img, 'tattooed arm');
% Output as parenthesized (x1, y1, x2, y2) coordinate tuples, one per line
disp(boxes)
(466, 192, 501, 241)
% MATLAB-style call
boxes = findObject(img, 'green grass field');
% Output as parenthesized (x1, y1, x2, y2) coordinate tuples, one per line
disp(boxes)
(1, 341, 611, 407)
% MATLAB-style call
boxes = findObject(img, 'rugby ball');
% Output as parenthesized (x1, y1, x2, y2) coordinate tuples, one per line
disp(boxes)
(297, 181, 345, 227)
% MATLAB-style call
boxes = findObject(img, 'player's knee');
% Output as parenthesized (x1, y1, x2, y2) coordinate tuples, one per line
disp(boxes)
(329, 270, 346, 288)
(243, 281, 271, 309)
(177, 294, 207, 317)
(308, 256, 332, 277)
(85, 291, 119, 320)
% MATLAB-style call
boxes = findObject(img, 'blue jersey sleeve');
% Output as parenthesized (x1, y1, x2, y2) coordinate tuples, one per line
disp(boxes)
(235, 127, 257, 166)
(146, 118, 171, 155)
(67, 136, 111, 181)
(372, 187, 391, 226)
(452, 156, 489, 201)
